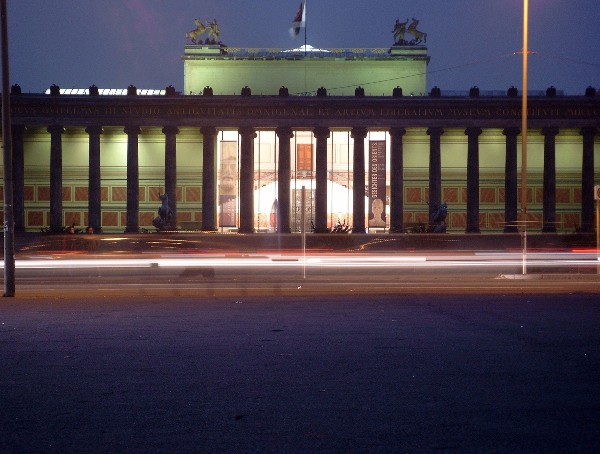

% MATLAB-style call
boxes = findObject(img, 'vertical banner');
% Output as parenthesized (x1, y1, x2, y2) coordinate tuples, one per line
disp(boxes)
(368, 140, 386, 227)
(219, 141, 238, 227)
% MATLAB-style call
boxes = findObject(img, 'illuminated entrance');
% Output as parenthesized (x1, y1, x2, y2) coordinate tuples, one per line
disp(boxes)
(216, 130, 394, 233)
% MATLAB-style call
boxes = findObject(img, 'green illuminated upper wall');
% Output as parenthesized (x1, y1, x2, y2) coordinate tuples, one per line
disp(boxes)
(182, 46, 429, 96)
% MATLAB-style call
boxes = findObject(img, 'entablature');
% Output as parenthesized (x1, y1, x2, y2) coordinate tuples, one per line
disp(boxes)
(10, 94, 600, 130)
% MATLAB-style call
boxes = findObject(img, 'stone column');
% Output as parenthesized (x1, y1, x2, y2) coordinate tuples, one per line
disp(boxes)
(124, 126, 141, 233)
(314, 127, 330, 233)
(351, 127, 368, 234)
(11, 125, 25, 233)
(85, 126, 103, 233)
(580, 127, 596, 233)
(200, 126, 217, 231)
(465, 127, 482, 233)
(47, 125, 65, 232)
(276, 127, 293, 233)
(163, 126, 179, 228)
(389, 127, 406, 233)
(503, 128, 520, 233)
(238, 127, 256, 233)
(542, 127, 559, 233)
(427, 127, 444, 225)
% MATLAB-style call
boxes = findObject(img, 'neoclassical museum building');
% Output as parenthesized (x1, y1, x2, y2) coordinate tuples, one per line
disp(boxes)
(4, 28, 600, 235)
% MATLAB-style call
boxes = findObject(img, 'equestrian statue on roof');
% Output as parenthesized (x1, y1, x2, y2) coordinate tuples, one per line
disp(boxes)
(186, 18, 221, 45)
(393, 17, 427, 46)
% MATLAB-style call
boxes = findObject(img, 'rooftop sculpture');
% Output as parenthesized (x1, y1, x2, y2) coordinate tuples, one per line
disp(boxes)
(186, 18, 221, 45)
(393, 18, 427, 45)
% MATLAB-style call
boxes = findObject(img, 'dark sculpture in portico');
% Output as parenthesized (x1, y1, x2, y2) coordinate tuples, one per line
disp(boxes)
(152, 193, 175, 231)
(429, 202, 448, 233)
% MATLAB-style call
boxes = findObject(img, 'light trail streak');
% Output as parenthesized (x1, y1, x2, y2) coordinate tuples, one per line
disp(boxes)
(1, 252, 598, 271)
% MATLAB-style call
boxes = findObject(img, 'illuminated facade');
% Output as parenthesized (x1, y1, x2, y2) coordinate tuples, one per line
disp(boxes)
(3, 44, 600, 234)
(183, 45, 429, 96)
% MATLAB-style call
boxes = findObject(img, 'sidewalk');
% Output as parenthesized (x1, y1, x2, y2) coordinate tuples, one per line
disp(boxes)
(12, 231, 597, 255)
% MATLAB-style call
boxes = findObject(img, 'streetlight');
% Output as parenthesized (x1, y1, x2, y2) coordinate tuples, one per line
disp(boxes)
(1, 0, 15, 296)
(520, 0, 529, 275)
(521, 0, 529, 217)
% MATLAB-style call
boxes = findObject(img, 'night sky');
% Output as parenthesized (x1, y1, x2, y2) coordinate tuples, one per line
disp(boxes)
(8, 0, 600, 95)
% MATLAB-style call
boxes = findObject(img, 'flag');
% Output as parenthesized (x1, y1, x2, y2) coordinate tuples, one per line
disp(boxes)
(290, 1, 306, 37)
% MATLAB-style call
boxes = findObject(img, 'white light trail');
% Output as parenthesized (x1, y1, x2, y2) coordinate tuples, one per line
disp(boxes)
(0, 252, 598, 271)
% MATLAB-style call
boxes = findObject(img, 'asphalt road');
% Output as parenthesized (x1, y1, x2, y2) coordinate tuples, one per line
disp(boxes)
(1, 293, 599, 453)
(6, 251, 600, 297)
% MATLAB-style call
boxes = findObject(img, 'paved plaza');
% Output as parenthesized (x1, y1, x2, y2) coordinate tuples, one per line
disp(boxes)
(1, 292, 599, 452)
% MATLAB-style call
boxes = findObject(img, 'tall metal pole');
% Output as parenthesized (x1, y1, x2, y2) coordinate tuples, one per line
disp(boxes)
(596, 197, 599, 275)
(301, 185, 306, 279)
(1, 0, 15, 296)
(521, 0, 529, 215)
(303, 1, 307, 57)
(520, 0, 529, 275)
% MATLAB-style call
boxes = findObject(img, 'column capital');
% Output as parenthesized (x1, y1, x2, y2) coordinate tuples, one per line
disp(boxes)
(541, 127, 559, 137)
(124, 125, 141, 135)
(313, 126, 331, 140)
(350, 127, 368, 140)
(11, 124, 26, 134)
(580, 127, 597, 137)
(389, 127, 406, 138)
(427, 127, 444, 137)
(200, 126, 216, 137)
(85, 125, 103, 136)
(275, 126, 294, 140)
(47, 125, 65, 135)
(239, 126, 257, 139)
(465, 127, 482, 137)
(503, 127, 520, 136)
(162, 126, 180, 136)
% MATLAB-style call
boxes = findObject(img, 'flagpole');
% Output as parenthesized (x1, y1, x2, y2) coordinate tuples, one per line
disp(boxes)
(304, 24, 307, 57)
(304, 1, 307, 57)
(303, 1, 307, 93)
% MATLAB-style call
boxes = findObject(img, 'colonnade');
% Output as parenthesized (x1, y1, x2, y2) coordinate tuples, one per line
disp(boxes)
(9, 123, 598, 234)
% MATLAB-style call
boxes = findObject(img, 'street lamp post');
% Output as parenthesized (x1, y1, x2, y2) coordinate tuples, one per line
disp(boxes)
(521, 0, 529, 216)
(520, 0, 529, 275)
(1, 0, 15, 296)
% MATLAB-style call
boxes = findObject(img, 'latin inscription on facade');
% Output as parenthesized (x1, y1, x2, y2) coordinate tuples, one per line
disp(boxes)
(11, 99, 600, 126)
